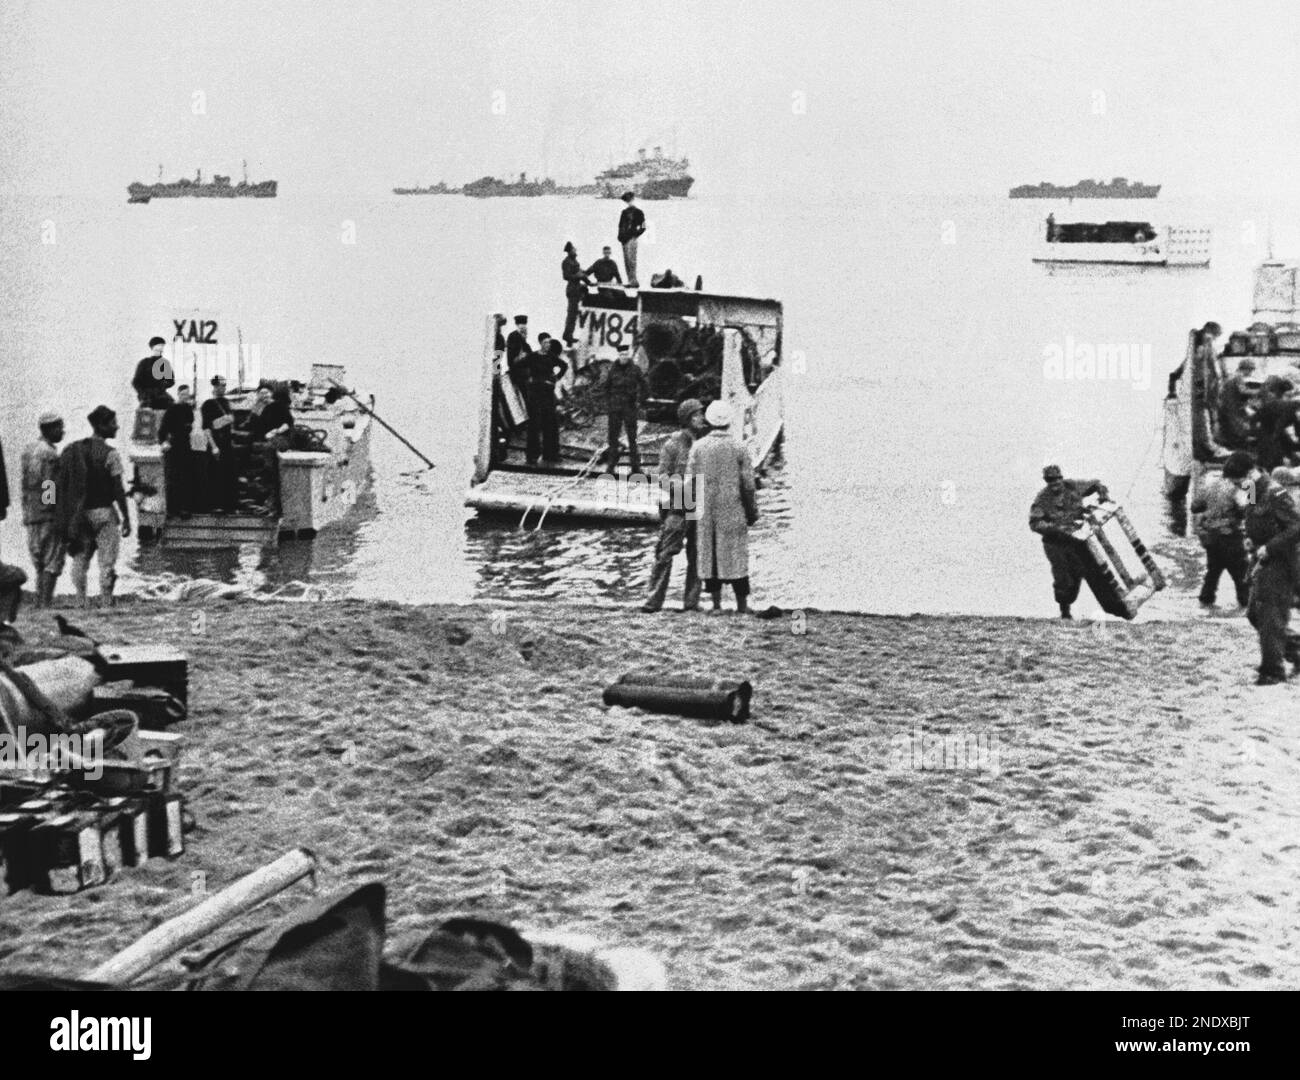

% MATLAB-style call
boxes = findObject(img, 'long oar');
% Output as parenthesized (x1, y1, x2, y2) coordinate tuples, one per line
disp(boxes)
(327, 378, 435, 470)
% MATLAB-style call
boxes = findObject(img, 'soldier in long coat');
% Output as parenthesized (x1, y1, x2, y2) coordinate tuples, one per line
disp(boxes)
(687, 401, 758, 613)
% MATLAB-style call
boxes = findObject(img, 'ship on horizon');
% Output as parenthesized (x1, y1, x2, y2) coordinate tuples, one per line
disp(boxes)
(1009, 177, 1160, 199)
(128, 162, 277, 203)
(392, 145, 693, 200)
(596, 146, 693, 199)
(1008, 176, 1164, 200)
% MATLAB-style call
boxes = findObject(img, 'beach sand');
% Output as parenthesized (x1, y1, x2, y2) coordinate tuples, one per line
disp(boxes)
(0, 598, 1296, 990)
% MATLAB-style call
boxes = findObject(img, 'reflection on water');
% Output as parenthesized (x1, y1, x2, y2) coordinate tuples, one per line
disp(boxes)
(462, 445, 794, 606)
(131, 486, 380, 595)
(8, 190, 1300, 616)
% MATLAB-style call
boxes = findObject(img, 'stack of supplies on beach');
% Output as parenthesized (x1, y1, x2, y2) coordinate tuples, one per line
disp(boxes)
(0, 731, 186, 896)
(0, 632, 191, 897)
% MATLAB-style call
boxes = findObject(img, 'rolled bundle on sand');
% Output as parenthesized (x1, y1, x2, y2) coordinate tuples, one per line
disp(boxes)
(603, 673, 751, 722)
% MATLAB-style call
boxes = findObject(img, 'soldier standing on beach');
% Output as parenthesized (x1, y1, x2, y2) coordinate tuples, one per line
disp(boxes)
(1028, 465, 1110, 620)
(1190, 450, 1254, 609)
(20, 412, 66, 607)
(59, 406, 131, 609)
(688, 401, 759, 614)
(0, 437, 25, 630)
(1243, 464, 1300, 684)
(641, 398, 707, 613)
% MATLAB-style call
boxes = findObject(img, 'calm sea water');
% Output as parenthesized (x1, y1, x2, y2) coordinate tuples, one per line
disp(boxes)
(4, 189, 1300, 616)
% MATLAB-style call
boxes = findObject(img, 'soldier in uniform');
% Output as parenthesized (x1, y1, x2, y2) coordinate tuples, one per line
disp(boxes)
(601, 345, 648, 474)
(200, 375, 238, 513)
(561, 242, 589, 346)
(1190, 450, 1254, 608)
(20, 412, 66, 606)
(641, 398, 707, 612)
(1244, 464, 1300, 684)
(59, 406, 132, 608)
(0, 436, 26, 631)
(1028, 464, 1110, 619)
(131, 336, 176, 408)
(520, 339, 568, 465)
(504, 314, 530, 395)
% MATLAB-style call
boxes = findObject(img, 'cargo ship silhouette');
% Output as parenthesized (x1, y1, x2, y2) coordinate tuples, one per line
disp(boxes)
(1009, 177, 1160, 199)
(128, 162, 277, 203)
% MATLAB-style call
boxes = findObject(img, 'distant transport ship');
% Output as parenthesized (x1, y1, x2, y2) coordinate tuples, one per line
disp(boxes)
(1009, 177, 1160, 199)
(128, 162, 277, 204)
(392, 147, 693, 199)
(463, 173, 564, 198)
(597, 146, 693, 200)
(1033, 217, 1210, 267)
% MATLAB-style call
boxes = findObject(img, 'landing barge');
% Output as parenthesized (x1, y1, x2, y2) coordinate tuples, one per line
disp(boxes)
(1034, 219, 1211, 267)
(129, 364, 373, 549)
(465, 287, 784, 524)
(1164, 259, 1300, 504)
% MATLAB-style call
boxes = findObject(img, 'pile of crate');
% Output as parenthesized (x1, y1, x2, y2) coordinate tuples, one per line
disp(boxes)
(0, 729, 186, 895)
(0, 642, 190, 896)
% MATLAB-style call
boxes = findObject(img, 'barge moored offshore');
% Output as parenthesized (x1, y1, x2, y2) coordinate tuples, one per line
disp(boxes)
(1033, 218, 1211, 267)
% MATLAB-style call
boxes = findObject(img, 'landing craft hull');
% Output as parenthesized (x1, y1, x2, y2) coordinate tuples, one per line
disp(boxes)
(1034, 227, 1210, 266)
(130, 366, 372, 547)
(1164, 260, 1300, 508)
(466, 289, 783, 524)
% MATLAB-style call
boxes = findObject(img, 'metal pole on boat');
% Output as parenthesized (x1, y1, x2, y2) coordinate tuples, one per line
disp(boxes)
(326, 378, 436, 470)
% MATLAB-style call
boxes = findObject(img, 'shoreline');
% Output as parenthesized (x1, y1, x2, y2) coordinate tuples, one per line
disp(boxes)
(0, 597, 1295, 990)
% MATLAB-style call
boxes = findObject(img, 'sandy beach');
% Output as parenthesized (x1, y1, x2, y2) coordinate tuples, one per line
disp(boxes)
(0, 597, 1296, 990)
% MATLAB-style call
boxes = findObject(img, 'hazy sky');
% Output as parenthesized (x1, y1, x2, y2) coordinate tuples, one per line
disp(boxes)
(1, 0, 1298, 201)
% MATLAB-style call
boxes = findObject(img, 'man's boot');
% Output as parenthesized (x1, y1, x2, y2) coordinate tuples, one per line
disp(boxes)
(1059, 603, 1072, 620)
(682, 575, 701, 612)
(37, 572, 57, 608)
